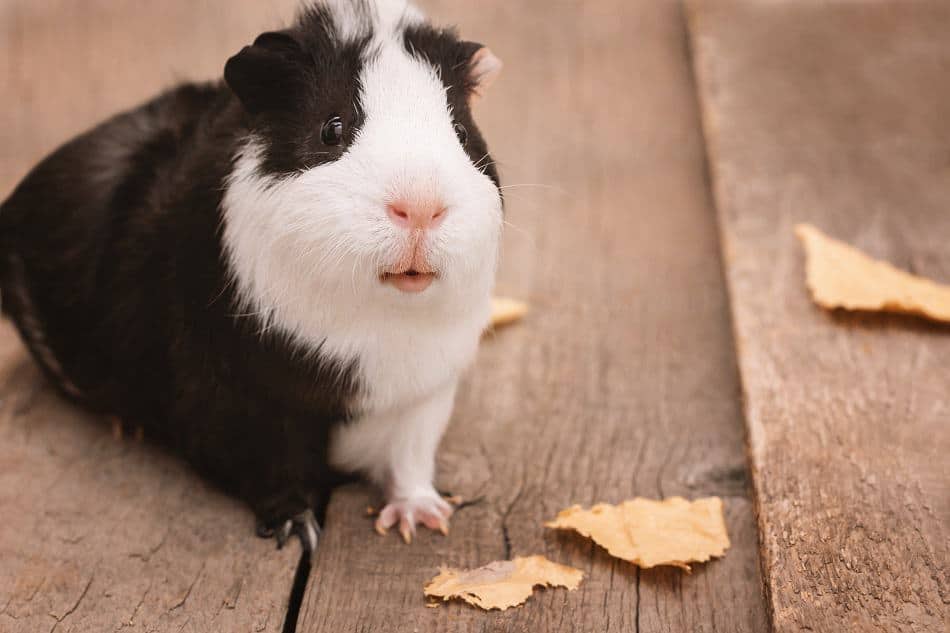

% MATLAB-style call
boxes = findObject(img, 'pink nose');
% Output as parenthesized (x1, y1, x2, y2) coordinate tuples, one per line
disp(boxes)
(386, 199, 447, 230)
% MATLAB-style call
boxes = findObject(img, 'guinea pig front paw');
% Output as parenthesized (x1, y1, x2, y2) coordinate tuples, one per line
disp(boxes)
(256, 508, 321, 555)
(374, 492, 454, 544)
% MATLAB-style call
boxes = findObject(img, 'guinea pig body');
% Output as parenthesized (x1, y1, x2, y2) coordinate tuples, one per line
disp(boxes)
(0, 0, 503, 551)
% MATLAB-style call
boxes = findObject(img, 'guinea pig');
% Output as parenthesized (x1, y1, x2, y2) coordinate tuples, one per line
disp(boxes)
(0, 0, 503, 552)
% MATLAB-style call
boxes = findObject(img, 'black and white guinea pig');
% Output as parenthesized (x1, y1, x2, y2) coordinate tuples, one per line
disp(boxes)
(0, 0, 503, 552)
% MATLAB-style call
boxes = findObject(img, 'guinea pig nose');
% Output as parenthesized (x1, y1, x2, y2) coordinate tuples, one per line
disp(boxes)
(386, 199, 448, 230)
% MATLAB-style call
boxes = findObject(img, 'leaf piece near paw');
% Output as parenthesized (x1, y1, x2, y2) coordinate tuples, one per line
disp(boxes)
(424, 555, 583, 611)
(546, 496, 730, 571)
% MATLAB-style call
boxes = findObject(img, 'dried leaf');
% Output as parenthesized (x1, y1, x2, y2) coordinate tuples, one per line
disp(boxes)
(546, 497, 730, 570)
(424, 555, 583, 611)
(489, 297, 529, 329)
(796, 223, 950, 323)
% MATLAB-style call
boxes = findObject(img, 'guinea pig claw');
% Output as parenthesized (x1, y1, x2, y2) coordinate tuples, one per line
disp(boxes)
(296, 509, 321, 555)
(375, 494, 454, 542)
(399, 520, 413, 545)
(275, 520, 294, 549)
(268, 509, 321, 555)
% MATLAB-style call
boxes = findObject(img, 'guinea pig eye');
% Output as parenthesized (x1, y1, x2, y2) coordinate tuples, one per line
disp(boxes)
(453, 122, 468, 145)
(321, 116, 344, 146)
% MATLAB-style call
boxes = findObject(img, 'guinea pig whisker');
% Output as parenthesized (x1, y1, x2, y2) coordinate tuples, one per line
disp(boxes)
(483, 156, 513, 170)
(497, 183, 564, 193)
(502, 219, 538, 248)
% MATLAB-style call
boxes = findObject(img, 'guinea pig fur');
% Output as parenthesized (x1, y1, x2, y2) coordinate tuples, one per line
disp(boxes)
(0, 0, 503, 552)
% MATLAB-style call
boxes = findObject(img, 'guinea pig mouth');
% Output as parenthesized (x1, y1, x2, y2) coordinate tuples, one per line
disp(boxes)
(380, 267, 437, 293)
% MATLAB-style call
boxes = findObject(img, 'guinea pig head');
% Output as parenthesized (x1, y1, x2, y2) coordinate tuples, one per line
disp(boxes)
(221, 2, 503, 344)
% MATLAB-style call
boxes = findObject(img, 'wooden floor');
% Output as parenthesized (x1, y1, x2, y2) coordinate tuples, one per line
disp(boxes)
(0, 1, 946, 632)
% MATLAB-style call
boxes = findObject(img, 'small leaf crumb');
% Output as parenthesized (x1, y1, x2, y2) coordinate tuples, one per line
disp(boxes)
(488, 297, 529, 329)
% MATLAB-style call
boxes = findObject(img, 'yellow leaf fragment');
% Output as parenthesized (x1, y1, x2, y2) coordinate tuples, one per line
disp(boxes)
(796, 223, 950, 323)
(489, 296, 529, 329)
(424, 555, 583, 611)
(546, 497, 730, 570)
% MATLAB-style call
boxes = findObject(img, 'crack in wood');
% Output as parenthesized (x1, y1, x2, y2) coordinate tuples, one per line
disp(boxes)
(501, 523, 512, 561)
(634, 567, 641, 633)
(128, 528, 170, 562)
(281, 551, 311, 633)
(126, 581, 152, 627)
(170, 562, 205, 612)
(175, 615, 192, 633)
(219, 577, 244, 614)
(48, 564, 96, 633)
(497, 477, 526, 560)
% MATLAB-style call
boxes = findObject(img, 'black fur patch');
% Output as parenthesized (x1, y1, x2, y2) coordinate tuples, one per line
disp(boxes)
(403, 25, 500, 188)
(0, 81, 357, 531)
(225, 7, 371, 177)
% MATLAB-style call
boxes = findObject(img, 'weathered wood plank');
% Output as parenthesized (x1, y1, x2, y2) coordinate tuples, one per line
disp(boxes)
(0, 326, 300, 632)
(687, 1, 950, 630)
(0, 2, 305, 631)
(0, 0, 298, 193)
(298, 2, 768, 631)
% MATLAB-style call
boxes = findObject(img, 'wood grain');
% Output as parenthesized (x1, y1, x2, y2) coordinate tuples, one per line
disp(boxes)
(0, 324, 300, 633)
(0, 2, 304, 632)
(687, 1, 950, 631)
(0, 0, 301, 194)
(298, 1, 768, 631)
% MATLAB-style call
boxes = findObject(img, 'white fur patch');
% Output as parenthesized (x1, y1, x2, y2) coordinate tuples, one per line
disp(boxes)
(320, 0, 424, 43)
(221, 1, 502, 488)
(330, 380, 458, 494)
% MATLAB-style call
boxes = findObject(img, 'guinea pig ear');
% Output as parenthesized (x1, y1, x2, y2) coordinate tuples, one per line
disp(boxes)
(462, 43, 503, 100)
(224, 31, 307, 115)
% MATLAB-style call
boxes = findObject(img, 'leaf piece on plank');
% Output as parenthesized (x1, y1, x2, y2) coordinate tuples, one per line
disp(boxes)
(796, 223, 950, 323)
(424, 555, 583, 611)
(546, 497, 730, 570)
